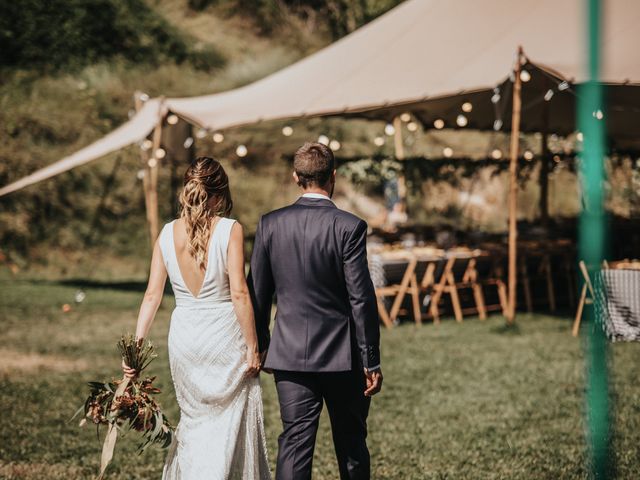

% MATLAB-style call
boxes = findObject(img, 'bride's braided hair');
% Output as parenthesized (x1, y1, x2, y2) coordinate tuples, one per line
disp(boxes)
(178, 157, 233, 271)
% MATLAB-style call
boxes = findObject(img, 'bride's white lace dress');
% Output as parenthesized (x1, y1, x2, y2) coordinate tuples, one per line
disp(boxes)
(158, 218, 271, 479)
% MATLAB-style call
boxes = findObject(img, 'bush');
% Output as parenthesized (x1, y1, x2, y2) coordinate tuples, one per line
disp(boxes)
(0, 0, 225, 72)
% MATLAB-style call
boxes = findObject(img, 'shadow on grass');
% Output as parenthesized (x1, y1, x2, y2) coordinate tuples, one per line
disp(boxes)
(490, 321, 522, 335)
(28, 278, 174, 295)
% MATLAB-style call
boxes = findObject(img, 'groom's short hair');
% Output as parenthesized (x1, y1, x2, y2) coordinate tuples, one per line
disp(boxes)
(293, 142, 335, 188)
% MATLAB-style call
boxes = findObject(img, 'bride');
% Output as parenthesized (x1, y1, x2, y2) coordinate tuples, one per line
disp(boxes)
(123, 156, 271, 479)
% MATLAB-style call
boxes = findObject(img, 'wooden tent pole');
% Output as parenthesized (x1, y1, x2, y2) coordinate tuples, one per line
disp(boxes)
(147, 99, 165, 243)
(393, 116, 407, 205)
(134, 92, 154, 248)
(506, 47, 524, 324)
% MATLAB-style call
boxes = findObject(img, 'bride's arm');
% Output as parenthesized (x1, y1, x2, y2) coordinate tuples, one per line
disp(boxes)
(135, 239, 168, 340)
(228, 222, 261, 377)
(123, 239, 167, 378)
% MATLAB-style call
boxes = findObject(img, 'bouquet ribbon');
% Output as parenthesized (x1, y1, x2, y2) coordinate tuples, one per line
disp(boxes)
(97, 375, 130, 480)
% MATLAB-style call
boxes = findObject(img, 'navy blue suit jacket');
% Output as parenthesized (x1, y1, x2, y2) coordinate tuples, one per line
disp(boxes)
(248, 196, 380, 372)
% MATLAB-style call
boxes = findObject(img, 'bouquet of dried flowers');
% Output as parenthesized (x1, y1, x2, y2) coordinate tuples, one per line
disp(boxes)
(74, 335, 174, 479)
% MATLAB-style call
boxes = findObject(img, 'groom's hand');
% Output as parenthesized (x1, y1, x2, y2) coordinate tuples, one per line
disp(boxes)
(364, 368, 383, 396)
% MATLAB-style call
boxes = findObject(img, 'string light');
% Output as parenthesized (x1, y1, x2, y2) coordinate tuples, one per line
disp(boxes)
(491, 149, 502, 159)
(236, 145, 248, 157)
(544, 89, 554, 101)
(318, 135, 330, 145)
(212, 132, 224, 143)
(576, 132, 584, 141)
(520, 70, 531, 82)
(167, 114, 179, 125)
(282, 126, 293, 136)
(558, 81, 570, 91)
(491, 90, 501, 104)
(148, 158, 158, 168)
(384, 123, 396, 136)
(141, 139, 153, 151)
(593, 110, 604, 120)
(196, 128, 207, 139)
(407, 121, 418, 132)
(183, 137, 194, 149)
(456, 114, 468, 127)
(136, 169, 145, 180)
(493, 119, 503, 131)
(433, 119, 445, 129)
(155, 148, 166, 159)
(329, 140, 341, 151)
(374, 136, 385, 147)
(443, 147, 453, 158)
(462, 102, 473, 113)
(400, 112, 411, 122)
(524, 150, 534, 160)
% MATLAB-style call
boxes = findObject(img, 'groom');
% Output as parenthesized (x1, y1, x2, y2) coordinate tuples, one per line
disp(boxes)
(249, 142, 382, 480)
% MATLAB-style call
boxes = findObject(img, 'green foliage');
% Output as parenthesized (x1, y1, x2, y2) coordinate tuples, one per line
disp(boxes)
(189, 0, 404, 38)
(0, 0, 225, 72)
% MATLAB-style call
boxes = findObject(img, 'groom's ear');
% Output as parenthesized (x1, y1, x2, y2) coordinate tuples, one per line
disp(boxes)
(293, 171, 300, 185)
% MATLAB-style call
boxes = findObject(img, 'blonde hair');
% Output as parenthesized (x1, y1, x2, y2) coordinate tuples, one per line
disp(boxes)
(178, 157, 233, 270)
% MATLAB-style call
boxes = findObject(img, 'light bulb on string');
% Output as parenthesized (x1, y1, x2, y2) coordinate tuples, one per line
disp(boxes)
(491, 92, 501, 104)
(400, 112, 411, 122)
(544, 89, 554, 101)
(433, 119, 445, 130)
(212, 132, 224, 143)
(456, 114, 468, 127)
(373, 136, 385, 147)
(148, 158, 158, 168)
(524, 150, 534, 161)
(443, 147, 453, 158)
(282, 126, 293, 136)
(384, 123, 396, 136)
(407, 121, 418, 132)
(141, 139, 153, 151)
(196, 128, 207, 139)
(155, 148, 166, 159)
(593, 110, 604, 120)
(318, 135, 330, 145)
(491, 149, 502, 160)
(329, 140, 341, 151)
(136, 169, 145, 180)
(236, 145, 248, 157)
(462, 102, 473, 113)
(493, 119, 503, 131)
(558, 81, 570, 91)
(183, 137, 194, 149)
(576, 132, 584, 142)
(520, 70, 531, 82)
(167, 114, 179, 125)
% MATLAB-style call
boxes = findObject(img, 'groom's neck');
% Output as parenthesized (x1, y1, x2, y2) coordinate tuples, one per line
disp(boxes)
(301, 186, 332, 198)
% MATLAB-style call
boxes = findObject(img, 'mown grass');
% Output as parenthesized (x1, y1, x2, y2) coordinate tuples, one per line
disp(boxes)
(1, 268, 639, 479)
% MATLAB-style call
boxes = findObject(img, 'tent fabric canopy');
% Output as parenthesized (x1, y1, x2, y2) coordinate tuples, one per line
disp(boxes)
(1, 0, 639, 197)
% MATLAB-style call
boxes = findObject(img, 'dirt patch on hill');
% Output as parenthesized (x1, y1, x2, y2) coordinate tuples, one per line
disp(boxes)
(0, 348, 88, 375)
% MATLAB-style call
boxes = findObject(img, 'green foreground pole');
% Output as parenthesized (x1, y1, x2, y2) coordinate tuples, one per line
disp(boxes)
(578, 0, 611, 477)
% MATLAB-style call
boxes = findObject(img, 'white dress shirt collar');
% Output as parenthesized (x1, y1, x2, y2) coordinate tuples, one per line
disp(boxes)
(301, 192, 334, 203)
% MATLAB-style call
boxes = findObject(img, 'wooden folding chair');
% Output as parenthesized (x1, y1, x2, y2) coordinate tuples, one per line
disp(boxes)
(571, 260, 596, 337)
(429, 254, 484, 323)
(519, 249, 556, 313)
(375, 255, 420, 326)
(472, 253, 508, 317)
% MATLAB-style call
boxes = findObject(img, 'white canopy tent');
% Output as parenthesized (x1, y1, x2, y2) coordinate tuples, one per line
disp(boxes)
(2, 0, 638, 198)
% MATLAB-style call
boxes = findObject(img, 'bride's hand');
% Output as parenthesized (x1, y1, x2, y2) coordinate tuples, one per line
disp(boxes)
(121, 358, 137, 379)
(245, 348, 261, 377)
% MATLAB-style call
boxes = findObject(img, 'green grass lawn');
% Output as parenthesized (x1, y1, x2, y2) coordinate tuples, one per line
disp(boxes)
(0, 270, 639, 479)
